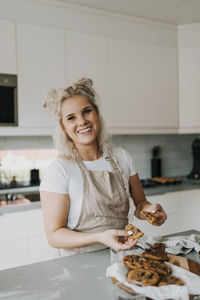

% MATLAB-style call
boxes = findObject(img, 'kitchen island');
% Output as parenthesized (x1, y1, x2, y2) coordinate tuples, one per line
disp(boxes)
(0, 229, 199, 300)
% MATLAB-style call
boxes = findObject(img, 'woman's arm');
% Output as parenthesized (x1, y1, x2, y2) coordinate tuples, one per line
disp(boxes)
(40, 191, 138, 251)
(129, 173, 167, 225)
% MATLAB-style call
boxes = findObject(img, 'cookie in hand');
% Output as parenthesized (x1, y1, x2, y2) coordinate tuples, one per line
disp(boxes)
(125, 224, 144, 240)
(141, 211, 157, 224)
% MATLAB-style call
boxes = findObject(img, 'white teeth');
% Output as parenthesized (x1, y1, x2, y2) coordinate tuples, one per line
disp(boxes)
(78, 127, 91, 134)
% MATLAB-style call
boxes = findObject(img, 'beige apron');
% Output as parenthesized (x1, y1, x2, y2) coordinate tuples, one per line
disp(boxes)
(57, 154, 134, 257)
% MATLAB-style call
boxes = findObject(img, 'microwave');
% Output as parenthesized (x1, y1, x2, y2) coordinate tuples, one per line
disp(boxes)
(0, 74, 18, 126)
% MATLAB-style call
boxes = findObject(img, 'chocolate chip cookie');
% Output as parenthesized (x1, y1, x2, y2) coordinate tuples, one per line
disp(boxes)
(141, 211, 157, 224)
(126, 267, 160, 286)
(143, 259, 172, 276)
(125, 224, 144, 240)
(141, 251, 169, 262)
(122, 254, 146, 269)
(158, 275, 184, 286)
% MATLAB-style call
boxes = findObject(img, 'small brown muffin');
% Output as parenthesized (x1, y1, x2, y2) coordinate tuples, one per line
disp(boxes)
(143, 259, 172, 276)
(158, 275, 184, 286)
(141, 251, 169, 262)
(125, 224, 144, 240)
(126, 267, 160, 286)
(141, 211, 157, 224)
(122, 254, 146, 269)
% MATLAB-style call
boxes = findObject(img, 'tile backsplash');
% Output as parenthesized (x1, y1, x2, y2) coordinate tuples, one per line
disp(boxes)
(112, 134, 199, 178)
(0, 134, 199, 179)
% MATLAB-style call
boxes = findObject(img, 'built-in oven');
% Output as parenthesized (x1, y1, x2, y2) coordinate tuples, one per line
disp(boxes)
(0, 74, 18, 126)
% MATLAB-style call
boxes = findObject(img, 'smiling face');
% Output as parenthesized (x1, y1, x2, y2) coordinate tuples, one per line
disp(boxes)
(60, 95, 100, 151)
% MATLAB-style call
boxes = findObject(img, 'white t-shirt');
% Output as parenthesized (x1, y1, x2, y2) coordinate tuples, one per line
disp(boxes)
(40, 147, 137, 229)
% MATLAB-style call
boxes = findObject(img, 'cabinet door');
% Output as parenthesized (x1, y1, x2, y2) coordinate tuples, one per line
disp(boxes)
(144, 44, 178, 129)
(28, 208, 45, 237)
(0, 211, 29, 242)
(179, 47, 200, 132)
(108, 39, 146, 130)
(17, 23, 66, 128)
(179, 189, 200, 231)
(66, 31, 108, 119)
(108, 39, 178, 133)
(0, 20, 16, 74)
(0, 211, 29, 270)
(30, 236, 56, 264)
(132, 192, 181, 236)
(0, 239, 29, 270)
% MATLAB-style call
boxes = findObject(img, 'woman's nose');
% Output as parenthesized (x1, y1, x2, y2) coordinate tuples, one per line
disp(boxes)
(78, 115, 87, 125)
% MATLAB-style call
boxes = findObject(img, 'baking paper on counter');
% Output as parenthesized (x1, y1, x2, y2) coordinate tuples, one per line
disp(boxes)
(107, 248, 200, 300)
(137, 233, 200, 254)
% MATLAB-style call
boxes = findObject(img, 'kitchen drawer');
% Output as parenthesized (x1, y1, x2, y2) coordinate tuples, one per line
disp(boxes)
(147, 192, 181, 215)
(133, 212, 180, 236)
(0, 211, 29, 242)
(29, 236, 56, 264)
(28, 208, 45, 237)
(0, 239, 29, 270)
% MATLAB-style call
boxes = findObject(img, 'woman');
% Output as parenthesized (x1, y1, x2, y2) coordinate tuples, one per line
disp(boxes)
(40, 78, 167, 257)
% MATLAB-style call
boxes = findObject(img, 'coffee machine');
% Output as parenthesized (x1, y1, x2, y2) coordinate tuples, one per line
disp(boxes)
(188, 137, 200, 180)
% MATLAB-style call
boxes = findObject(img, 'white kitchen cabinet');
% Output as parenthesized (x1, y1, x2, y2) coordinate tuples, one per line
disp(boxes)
(66, 31, 108, 119)
(28, 209, 55, 263)
(16, 23, 66, 130)
(133, 189, 200, 236)
(0, 208, 54, 270)
(179, 47, 200, 133)
(0, 211, 29, 270)
(0, 20, 16, 74)
(0, 239, 29, 271)
(108, 38, 178, 134)
(133, 192, 181, 236)
(0, 211, 29, 242)
(178, 189, 200, 232)
(29, 235, 56, 264)
(28, 208, 45, 237)
(178, 25, 200, 133)
(107, 39, 146, 131)
(144, 44, 178, 129)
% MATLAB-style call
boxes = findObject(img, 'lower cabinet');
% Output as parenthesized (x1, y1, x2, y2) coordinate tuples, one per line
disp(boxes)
(133, 189, 200, 236)
(0, 189, 199, 270)
(0, 208, 54, 271)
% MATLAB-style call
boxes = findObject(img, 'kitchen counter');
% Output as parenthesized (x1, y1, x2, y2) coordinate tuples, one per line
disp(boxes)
(144, 176, 200, 196)
(0, 229, 199, 300)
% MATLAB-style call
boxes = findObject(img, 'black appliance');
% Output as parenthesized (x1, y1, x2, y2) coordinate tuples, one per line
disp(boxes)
(151, 145, 162, 177)
(188, 137, 200, 180)
(30, 169, 40, 185)
(0, 74, 18, 126)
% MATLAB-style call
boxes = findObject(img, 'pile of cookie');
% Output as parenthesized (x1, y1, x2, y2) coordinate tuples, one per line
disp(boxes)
(122, 242, 184, 287)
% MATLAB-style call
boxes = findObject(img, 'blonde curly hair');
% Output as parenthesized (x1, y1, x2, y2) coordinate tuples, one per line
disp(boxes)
(43, 78, 112, 160)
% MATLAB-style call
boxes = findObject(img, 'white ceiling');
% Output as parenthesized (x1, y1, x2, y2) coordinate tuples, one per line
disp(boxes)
(57, 0, 200, 25)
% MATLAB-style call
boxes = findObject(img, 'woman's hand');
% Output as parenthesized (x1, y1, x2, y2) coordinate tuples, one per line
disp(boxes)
(97, 229, 138, 252)
(141, 203, 167, 226)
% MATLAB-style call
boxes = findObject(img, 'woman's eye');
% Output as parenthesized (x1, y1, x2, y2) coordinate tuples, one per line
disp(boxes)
(67, 116, 75, 121)
(84, 108, 91, 114)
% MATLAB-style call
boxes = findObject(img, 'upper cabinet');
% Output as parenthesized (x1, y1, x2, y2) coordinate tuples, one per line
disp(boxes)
(108, 38, 178, 134)
(178, 25, 200, 133)
(65, 31, 108, 119)
(66, 32, 178, 134)
(0, 20, 16, 74)
(2, 17, 198, 136)
(16, 23, 66, 130)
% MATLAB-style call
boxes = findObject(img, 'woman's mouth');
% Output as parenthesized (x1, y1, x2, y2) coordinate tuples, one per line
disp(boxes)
(77, 126, 92, 134)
